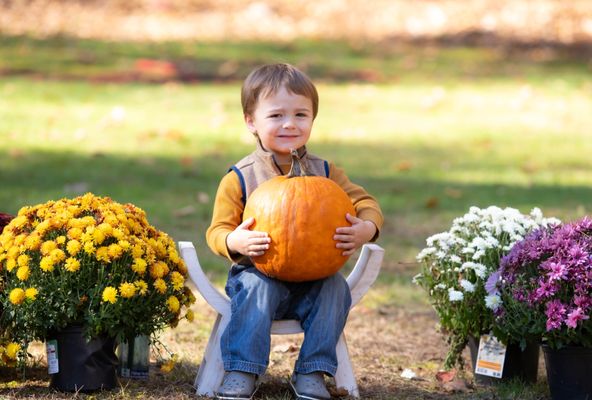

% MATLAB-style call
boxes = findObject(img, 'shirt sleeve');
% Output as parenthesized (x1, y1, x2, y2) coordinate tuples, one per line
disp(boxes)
(206, 171, 245, 262)
(328, 162, 384, 241)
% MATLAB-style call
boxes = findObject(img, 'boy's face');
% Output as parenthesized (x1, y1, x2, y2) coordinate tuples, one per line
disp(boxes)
(245, 86, 314, 164)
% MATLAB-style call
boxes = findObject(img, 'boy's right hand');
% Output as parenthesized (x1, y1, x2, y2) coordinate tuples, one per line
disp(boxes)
(226, 217, 271, 257)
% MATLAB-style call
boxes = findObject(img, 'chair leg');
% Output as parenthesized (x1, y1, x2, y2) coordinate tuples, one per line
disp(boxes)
(334, 333, 359, 398)
(195, 313, 230, 397)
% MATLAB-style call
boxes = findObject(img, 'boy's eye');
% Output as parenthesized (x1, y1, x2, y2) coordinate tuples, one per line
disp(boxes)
(296, 113, 308, 117)
(268, 114, 281, 118)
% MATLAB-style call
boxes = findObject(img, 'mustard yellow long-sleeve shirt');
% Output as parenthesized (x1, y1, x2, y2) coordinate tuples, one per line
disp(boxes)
(206, 161, 384, 262)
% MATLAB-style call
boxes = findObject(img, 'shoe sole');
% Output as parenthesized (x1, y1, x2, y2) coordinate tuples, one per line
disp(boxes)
(289, 379, 330, 400)
(215, 392, 255, 400)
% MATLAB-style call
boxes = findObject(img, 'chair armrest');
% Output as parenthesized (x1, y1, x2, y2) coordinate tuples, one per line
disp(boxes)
(178, 241, 230, 315)
(346, 243, 385, 308)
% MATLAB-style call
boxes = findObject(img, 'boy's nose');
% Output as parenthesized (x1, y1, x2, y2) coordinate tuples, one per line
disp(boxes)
(282, 117, 296, 129)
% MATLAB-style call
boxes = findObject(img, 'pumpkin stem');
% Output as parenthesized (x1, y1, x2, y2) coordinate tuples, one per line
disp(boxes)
(287, 149, 313, 178)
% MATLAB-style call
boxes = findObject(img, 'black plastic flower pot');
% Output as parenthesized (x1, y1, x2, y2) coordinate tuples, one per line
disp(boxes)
(46, 325, 118, 392)
(468, 336, 539, 385)
(542, 344, 592, 400)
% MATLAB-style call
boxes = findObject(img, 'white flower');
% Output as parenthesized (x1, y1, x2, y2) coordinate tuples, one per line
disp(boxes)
(459, 279, 475, 293)
(485, 294, 502, 310)
(449, 255, 462, 264)
(448, 288, 464, 302)
(435, 283, 447, 290)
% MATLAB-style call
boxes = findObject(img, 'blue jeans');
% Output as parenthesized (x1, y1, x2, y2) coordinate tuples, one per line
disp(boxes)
(221, 264, 352, 377)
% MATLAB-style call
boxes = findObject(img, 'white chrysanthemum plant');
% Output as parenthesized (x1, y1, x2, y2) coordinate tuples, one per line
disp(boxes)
(413, 206, 560, 369)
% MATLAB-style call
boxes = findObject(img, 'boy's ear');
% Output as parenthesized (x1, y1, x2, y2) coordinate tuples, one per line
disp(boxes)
(244, 114, 257, 134)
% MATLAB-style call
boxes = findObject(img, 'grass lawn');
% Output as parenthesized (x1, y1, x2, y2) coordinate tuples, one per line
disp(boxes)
(0, 34, 591, 399)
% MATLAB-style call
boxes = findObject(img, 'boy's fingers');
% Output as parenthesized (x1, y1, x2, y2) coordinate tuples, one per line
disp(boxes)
(238, 217, 255, 229)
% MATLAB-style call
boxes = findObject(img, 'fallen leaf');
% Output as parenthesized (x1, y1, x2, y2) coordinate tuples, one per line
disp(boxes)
(329, 386, 349, 397)
(173, 205, 196, 217)
(436, 369, 456, 383)
(425, 196, 439, 209)
(444, 188, 463, 199)
(395, 160, 413, 172)
(442, 378, 471, 393)
(272, 343, 298, 353)
(196, 192, 210, 204)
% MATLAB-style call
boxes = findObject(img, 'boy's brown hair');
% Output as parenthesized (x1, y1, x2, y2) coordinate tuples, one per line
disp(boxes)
(241, 63, 319, 119)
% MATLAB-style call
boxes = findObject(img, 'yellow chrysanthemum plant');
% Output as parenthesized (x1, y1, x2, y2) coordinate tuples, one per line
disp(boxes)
(0, 193, 196, 360)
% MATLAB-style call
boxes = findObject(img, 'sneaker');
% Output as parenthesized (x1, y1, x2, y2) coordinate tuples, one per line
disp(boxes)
(215, 371, 258, 400)
(290, 372, 331, 400)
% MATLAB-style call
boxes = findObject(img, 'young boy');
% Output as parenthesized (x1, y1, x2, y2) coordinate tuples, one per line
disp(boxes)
(206, 63, 383, 400)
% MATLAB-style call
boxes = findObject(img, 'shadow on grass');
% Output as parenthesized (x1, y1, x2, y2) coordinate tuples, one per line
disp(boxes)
(2, 142, 591, 274)
(1, 34, 590, 85)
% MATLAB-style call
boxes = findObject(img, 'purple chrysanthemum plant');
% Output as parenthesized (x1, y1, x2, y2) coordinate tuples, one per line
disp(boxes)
(491, 216, 592, 350)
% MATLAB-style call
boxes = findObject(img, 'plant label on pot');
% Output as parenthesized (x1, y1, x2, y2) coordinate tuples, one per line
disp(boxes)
(46, 340, 59, 374)
(475, 334, 506, 378)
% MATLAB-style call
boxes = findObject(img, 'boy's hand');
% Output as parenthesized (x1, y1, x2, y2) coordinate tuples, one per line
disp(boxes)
(226, 217, 271, 257)
(334, 213, 377, 256)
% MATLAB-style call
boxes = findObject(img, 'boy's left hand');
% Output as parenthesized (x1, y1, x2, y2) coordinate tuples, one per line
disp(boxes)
(334, 213, 377, 256)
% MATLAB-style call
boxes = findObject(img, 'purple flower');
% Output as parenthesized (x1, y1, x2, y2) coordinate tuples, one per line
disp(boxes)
(485, 270, 501, 295)
(566, 307, 590, 329)
(545, 261, 568, 281)
(497, 216, 592, 345)
(545, 300, 567, 331)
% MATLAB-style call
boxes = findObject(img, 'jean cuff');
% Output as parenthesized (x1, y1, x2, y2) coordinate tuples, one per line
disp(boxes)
(294, 360, 336, 377)
(224, 360, 267, 376)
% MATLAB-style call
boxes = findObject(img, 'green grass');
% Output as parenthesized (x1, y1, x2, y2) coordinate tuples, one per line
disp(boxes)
(1, 34, 591, 399)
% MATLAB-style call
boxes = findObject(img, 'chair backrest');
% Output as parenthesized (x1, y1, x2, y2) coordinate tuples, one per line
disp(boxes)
(178, 241, 385, 318)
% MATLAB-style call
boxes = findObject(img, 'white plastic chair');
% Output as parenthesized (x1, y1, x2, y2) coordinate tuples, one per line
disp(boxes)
(178, 241, 384, 398)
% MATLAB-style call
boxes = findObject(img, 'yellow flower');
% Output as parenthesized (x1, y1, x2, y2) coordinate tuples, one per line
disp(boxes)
(11, 215, 27, 229)
(170, 271, 185, 291)
(150, 261, 169, 279)
(40, 256, 55, 272)
(112, 228, 125, 240)
(118, 239, 130, 250)
(132, 258, 147, 275)
(24, 233, 41, 251)
(56, 235, 66, 245)
(119, 282, 136, 298)
(67, 227, 83, 240)
(153, 279, 167, 294)
(93, 229, 106, 245)
(185, 309, 195, 322)
(17, 254, 30, 268)
(64, 257, 81, 272)
(83, 240, 95, 255)
(107, 243, 123, 259)
(167, 296, 180, 313)
(7, 246, 19, 259)
(97, 222, 113, 237)
(49, 248, 66, 263)
(6, 258, 17, 272)
(66, 239, 81, 256)
(5, 343, 21, 360)
(134, 280, 148, 295)
(41, 240, 57, 256)
(168, 250, 181, 265)
(102, 286, 118, 304)
(132, 244, 144, 258)
(9, 288, 26, 305)
(36, 219, 50, 234)
(25, 287, 38, 300)
(96, 246, 110, 263)
(16, 265, 30, 281)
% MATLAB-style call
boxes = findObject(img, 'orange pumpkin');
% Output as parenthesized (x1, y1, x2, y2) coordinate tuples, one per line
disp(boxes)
(243, 150, 356, 282)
